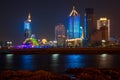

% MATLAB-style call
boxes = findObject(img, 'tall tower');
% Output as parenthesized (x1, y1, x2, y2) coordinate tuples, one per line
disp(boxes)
(97, 17, 110, 40)
(67, 6, 83, 47)
(68, 6, 82, 39)
(84, 8, 95, 46)
(55, 24, 65, 47)
(24, 13, 31, 39)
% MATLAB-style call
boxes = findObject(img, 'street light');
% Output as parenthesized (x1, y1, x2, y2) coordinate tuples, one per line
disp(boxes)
(7, 41, 12, 49)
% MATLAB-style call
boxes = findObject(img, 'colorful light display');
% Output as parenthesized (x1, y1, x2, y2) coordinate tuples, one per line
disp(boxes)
(23, 38, 39, 47)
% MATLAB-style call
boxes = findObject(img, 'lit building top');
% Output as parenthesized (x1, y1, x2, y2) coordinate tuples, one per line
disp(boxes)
(69, 6, 79, 16)
(97, 17, 110, 30)
(27, 13, 31, 22)
(100, 17, 107, 21)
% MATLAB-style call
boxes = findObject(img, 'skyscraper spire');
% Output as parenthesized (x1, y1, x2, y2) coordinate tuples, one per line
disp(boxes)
(27, 13, 31, 22)
(69, 6, 79, 16)
(73, 6, 75, 10)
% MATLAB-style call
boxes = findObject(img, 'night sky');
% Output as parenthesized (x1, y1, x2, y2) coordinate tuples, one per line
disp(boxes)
(0, 0, 120, 45)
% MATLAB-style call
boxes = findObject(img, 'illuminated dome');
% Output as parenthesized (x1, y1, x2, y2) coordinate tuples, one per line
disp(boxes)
(42, 39, 47, 44)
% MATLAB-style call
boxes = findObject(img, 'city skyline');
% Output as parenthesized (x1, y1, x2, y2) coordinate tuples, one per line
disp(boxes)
(0, 0, 120, 45)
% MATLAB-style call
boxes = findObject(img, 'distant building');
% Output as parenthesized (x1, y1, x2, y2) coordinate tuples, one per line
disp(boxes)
(55, 24, 65, 47)
(97, 17, 110, 40)
(91, 26, 108, 43)
(91, 17, 110, 44)
(67, 6, 83, 47)
(24, 13, 31, 39)
(84, 8, 96, 46)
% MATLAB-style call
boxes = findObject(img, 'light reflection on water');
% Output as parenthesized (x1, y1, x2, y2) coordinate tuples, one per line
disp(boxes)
(5, 54, 14, 69)
(20, 55, 34, 70)
(97, 54, 113, 68)
(65, 54, 85, 68)
(0, 53, 120, 73)
(51, 54, 59, 72)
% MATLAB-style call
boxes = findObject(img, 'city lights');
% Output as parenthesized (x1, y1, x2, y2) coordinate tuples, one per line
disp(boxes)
(0, 5, 116, 48)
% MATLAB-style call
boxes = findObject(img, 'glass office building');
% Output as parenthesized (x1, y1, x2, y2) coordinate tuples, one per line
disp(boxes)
(68, 6, 82, 39)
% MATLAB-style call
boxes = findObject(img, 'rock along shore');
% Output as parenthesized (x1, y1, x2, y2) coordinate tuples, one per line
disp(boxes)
(1, 68, 120, 80)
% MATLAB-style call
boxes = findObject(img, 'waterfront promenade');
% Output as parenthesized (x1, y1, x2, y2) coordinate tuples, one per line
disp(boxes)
(1, 47, 120, 54)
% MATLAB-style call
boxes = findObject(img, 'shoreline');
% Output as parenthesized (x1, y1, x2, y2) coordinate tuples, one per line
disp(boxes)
(0, 68, 120, 80)
(1, 47, 120, 54)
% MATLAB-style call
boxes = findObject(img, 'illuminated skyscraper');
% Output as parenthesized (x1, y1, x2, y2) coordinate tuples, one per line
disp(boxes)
(67, 6, 83, 47)
(97, 17, 110, 40)
(24, 13, 31, 39)
(68, 6, 82, 39)
(55, 24, 65, 47)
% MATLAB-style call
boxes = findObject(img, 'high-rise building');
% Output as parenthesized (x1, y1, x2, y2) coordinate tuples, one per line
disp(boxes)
(91, 26, 109, 43)
(68, 6, 82, 39)
(67, 6, 83, 47)
(97, 17, 110, 40)
(24, 13, 31, 39)
(55, 24, 65, 47)
(84, 8, 96, 46)
(90, 17, 110, 45)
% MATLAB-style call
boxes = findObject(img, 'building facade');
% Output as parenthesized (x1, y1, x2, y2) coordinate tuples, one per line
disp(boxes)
(91, 26, 109, 43)
(55, 24, 65, 47)
(84, 8, 96, 46)
(24, 13, 31, 39)
(90, 17, 110, 46)
(97, 17, 110, 40)
(67, 6, 83, 47)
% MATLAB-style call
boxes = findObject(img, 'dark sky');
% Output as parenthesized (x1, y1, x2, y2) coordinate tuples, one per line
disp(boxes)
(0, 0, 120, 45)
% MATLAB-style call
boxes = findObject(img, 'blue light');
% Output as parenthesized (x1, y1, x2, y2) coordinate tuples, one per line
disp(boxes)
(24, 21, 31, 38)
(24, 23, 30, 30)
(74, 16, 80, 38)
(84, 15, 87, 39)
(68, 15, 81, 39)
(21, 55, 34, 70)
(65, 54, 85, 68)
(68, 17, 73, 39)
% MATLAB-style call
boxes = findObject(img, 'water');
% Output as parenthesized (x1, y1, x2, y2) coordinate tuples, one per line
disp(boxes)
(0, 53, 120, 73)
